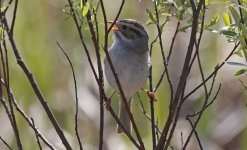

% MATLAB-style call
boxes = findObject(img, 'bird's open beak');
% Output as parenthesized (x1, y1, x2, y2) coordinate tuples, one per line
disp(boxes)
(108, 21, 119, 32)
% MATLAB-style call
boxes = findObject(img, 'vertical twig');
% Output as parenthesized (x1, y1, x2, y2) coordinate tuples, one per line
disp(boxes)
(67, 0, 99, 82)
(1, 9, 23, 149)
(148, 27, 157, 150)
(1, 79, 56, 150)
(2, 10, 72, 150)
(100, 0, 145, 149)
(83, 1, 105, 148)
(67, 0, 140, 148)
(10, 0, 18, 34)
(157, 0, 204, 149)
(56, 42, 83, 150)
(31, 118, 42, 150)
(184, 85, 221, 149)
(167, 21, 180, 63)
(185, 118, 203, 150)
(183, 43, 240, 100)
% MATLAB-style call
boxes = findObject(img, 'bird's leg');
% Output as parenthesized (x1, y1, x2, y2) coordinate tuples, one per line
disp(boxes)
(104, 91, 116, 110)
(141, 88, 157, 101)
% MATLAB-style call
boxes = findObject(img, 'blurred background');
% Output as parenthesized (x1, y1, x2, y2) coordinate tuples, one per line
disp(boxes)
(0, 0, 247, 149)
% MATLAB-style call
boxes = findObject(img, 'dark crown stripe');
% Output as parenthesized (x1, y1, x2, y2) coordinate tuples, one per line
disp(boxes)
(118, 19, 148, 38)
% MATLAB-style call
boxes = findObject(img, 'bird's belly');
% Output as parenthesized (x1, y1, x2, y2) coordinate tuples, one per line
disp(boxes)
(105, 51, 149, 97)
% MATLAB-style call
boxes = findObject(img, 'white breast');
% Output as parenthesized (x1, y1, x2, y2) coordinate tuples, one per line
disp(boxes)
(104, 43, 150, 98)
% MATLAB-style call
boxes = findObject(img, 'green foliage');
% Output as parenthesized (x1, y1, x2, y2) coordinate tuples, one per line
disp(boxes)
(204, 13, 219, 30)
(221, 2, 247, 79)
(226, 61, 247, 67)
(146, 9, 156, 25)
(146, 0, 191, 32)
(235, 68, 247, 76)
(81, 2, 90, 17)
(222, 13, 231, 26)
(229, 6, 240, 23)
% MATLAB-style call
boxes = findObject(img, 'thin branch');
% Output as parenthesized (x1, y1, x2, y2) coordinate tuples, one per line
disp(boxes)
(100, 0, 145, 149)
(13, 101, 56, 150)
(0, 136, 12, 150)
(136, 93, 161, 134)
(0, 97, 13, 131)
(1, 24, 23, 150)
(185, 118, 203, 150)
(148, 28, 158, 150)
(167, 21, 180, 63)
(190, 1, 208, 99)
(67, 0, 99, 82)
(183, 85, 221, 149)
(107, 104, 140, 148)
(2, 13, 72, 150)
(83, 1, 105, 148)
(56, 42, 83, 150)
(153, 5, 174, 93)
(1, 79, 56, 150)
(157, 0, 204, 149)
(67, 1, 139, 147)
(31, 118, 42, 150)
(10, 0, 18, 34)
(183, 43, 239, 101)
(180, 132, 184, 148)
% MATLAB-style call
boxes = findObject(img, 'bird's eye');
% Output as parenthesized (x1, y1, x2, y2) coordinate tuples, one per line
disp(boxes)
(122, 25, 128, 30)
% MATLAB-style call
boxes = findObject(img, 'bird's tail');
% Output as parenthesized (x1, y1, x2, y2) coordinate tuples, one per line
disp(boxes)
(117, 97, 132, 134)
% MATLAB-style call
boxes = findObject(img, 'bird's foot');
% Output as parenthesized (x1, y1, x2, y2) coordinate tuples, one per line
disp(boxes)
(142, 88, 157, 101)
(104, 98, 112, 110)
(104, 91, 116, 110)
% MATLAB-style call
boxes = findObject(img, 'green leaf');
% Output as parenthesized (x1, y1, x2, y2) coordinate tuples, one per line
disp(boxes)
(234, 50, 243, 57)
(161, 13, 172, 17)
(229, 6, 240, 23)
(80, 0, 83, 8)
(160, 21, 168, 31)
(178, 24, 192, 32)
(206, 28, 218, 33)
(82, 2, 90, 17)
(239, 36, 247, 48)
(146, 9, 156, 24)
(210, 13, 219, 26)
(204, 13, 219, 29)
(145, 18, 153, 25)
(227, 61, 247, 67)
(222, 13, 231, 26)
(235, 69, 247, 76)
(220, 30, 237, 37)
(240, 23, 247, 39)
(0, 5, 9, 12)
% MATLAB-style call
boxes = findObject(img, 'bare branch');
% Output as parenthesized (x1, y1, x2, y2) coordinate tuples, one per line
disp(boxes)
(184, 43, 239, 101)
(31, 118, 43, 150)
(56, 42, 83, 150)
(0, 136, 12, 150)
(183, 85, 221, 149)
(2, 13, 71, 150)
(157, 0, 205, 149)
(185, 118, 203, 150)
(167, 21, 180, 63)
(99, 0, 145, 149)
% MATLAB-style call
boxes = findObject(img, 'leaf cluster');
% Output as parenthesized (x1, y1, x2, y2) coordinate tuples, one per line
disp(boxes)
(220, 2, 247, 79)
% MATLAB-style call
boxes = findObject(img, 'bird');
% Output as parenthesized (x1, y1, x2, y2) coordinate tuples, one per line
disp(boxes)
(104, 19, 151, 134)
